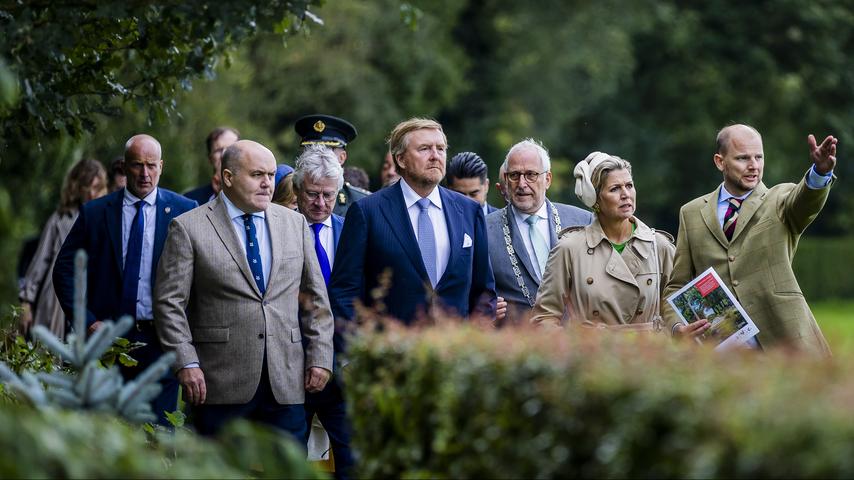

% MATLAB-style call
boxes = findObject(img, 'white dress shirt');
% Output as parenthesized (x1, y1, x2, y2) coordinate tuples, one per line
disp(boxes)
(400, 179, 450, 283)
(512, 202, 551, 278)
(122, 188, 157, 320)
(221, 192, 273, 289)
(312, 215, 336, 267)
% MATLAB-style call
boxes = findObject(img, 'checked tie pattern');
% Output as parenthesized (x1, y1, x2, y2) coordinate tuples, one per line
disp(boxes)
(120, 200, 145, 318)
(242, 214, 266, 295)
(723, 197, 743, 241)
(311, 223, 332, 285)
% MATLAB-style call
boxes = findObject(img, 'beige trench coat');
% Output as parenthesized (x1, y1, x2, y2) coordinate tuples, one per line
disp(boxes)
(530, 216, 675, 329)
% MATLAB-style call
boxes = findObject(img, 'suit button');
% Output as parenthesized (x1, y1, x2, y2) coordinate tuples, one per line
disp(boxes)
(732, 280, 740, 287)
(586, 277, 594, 285)
(636, 309, 644, 316)
(262, 301, 269, 306)
(646, 278, 653, 285)
(258, 333, 264, 339)
(728, 255, 735, 262)
(592, 310, 599, 317)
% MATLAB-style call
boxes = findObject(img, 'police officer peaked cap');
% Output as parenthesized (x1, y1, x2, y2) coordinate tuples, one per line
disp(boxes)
(295, 114, 357, 148)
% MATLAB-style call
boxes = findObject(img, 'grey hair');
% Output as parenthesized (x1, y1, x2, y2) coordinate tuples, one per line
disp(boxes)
(591, 156, 632, 195)
(294, 145, 344, 191)
(502, 138, 551, 172)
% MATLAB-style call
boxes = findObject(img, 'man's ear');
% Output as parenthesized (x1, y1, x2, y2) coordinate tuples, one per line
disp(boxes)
(222, 168, 233, 187)
(713, 154, 725, 172)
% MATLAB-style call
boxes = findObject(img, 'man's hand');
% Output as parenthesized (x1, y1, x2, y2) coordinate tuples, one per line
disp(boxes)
(18, 302, 33, 335)
(305, 366, 331, 393)
(495, 296, 507, 326)
(87, 320, 103, 336)
(809, 134, 838, 175)
(673, 319, 710, 341)
(178, 367, 207, 405)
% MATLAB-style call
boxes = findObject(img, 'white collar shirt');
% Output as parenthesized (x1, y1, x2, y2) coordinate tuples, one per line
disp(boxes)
(311, 215, 336, 267)
(221, 192, 272, 290)
(122, 187, 158, 320)
(400, 178, 450, 284)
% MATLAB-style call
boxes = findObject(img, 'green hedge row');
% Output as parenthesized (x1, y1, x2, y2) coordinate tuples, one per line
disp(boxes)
(346, 324, 854, 478)
(793, 236, 854, 301)
(0, 404, 325, 479)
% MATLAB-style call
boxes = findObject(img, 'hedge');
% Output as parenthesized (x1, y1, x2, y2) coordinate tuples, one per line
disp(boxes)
(346, 323, 854, 478)
(0, 404, 326, 479)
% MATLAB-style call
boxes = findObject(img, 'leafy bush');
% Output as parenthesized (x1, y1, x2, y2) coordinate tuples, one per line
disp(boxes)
(346, 323, 854, 478)
(0, 404, 325, 479)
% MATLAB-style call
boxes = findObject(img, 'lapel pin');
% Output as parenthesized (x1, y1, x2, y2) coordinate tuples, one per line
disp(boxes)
(165, 206, 171, 214)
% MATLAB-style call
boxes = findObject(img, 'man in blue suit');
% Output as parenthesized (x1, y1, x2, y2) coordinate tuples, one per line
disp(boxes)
(184, 127, 239, 205)
(53, 134, 197, 426)
(294, 145, 352, 479)
(329, 118, 496, 327)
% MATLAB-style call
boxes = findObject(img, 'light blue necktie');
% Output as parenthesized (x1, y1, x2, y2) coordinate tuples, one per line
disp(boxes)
(526, 214, 549, 278)
(416, 198, 437, 287)
(242, 214, 266, 295)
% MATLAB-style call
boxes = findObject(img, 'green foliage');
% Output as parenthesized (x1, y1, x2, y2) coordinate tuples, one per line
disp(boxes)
(812, 300, 854, 353)
(0, 404, 324, 478)
(793, 236, 854, 301)
(347, 323, 854, 478)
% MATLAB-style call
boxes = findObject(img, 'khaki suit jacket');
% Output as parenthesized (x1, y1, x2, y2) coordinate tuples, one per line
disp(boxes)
(530, 216, 675, 328)
(662, 173, 832, 356)
(154, 195, 334, 404)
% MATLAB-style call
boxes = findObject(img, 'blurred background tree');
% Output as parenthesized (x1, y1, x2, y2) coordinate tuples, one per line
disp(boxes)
(1, 0, 852, 306)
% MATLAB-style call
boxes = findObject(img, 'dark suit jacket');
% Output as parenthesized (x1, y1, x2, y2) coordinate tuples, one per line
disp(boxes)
(52, 188, 197, 328)
(183, 183, 215, 206)
(486, 203, 498, 215)
(329, 181, 496, 326)
(486, 200, 592, 324)
(331, 213, 344, 249)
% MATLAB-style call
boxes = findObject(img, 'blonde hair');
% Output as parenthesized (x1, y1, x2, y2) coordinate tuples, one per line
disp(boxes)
(591, 156, 632, 196)
(59, 159, 107, 214)
(386, 118, 446, 167)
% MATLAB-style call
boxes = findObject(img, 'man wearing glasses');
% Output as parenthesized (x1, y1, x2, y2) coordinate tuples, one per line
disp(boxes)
(486, 138, 592, 325)
(293, 145, 354, 479)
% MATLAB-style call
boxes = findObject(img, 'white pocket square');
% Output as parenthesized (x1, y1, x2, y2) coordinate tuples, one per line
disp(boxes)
(462, 233, 473, 248)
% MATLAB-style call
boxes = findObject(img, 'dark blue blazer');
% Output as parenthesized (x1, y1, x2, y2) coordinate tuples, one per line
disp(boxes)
(331, 213, 344, 249)
(183, 183, 215, 206)
(52, 188, 197, 328)
(328, 181, 496, 326)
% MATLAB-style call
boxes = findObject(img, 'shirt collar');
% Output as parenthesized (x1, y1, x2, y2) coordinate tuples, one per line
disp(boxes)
(315, 215, 333, 228)
(511, 199, 548, 225)
(718, 184, 753, 204)
(400, 178, 442, 210)
(123, 187, 158, 207)
(221, 191, 266, 221)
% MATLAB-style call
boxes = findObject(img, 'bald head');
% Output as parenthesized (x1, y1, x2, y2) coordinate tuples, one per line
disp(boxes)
(221, 140, 277, 213)
(123, 134, 163, 198)
(716, 124, 761, 156)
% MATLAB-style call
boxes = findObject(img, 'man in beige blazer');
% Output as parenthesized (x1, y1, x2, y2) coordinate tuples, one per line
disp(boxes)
(663, 124, 838, 356)
(154, 140, 334, 438)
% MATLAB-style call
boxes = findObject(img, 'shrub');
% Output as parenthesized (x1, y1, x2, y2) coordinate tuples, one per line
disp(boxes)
(346, 323, 854, 478)
(793, 236, 854, 301)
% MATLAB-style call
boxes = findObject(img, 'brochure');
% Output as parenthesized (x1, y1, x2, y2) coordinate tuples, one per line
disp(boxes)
(666, 267, 759, 350)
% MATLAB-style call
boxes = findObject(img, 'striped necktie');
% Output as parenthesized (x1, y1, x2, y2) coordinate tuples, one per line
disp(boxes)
(723, 197, 743, 241)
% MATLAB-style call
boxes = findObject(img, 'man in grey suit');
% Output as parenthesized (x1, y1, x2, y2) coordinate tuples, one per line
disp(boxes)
(154, 140, 334, 439)
(487, 138, 592, 325)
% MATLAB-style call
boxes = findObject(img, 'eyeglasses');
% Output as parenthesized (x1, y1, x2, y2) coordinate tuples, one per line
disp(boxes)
(303, 190, 337, 202)
(506, 171, 548, 183)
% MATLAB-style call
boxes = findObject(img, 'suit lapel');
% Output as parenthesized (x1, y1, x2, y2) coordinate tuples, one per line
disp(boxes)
(152, 189, 173, 281)
(701, 186, 729, 249)
(730, 183, 767, 243)
(546, 199, 558, 247)
(331, 214, 344, 250)
(507, 204, 540, 286)
(207, 197, 261, 297)
(106, 191, 124, 276)
(378, 182, 430, 284)
(437, 187, 462, 287)
(264, 207, 284, 296)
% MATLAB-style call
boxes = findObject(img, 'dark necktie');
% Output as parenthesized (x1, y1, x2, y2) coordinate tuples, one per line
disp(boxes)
(120, 200, 145, 318)
(242, 214, 266, 295)
(723, 197, 743, 241)
(311, 223, 332, 285)
(416, 198, 437, 287)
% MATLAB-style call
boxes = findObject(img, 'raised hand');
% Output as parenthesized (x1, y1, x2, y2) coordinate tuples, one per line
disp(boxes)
(808, 134, 838, 175)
